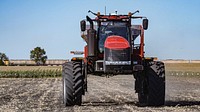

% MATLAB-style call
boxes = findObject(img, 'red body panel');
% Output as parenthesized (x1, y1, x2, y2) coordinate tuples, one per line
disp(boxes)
(84, 45, 88, 63)
(104, 36, 130, 50)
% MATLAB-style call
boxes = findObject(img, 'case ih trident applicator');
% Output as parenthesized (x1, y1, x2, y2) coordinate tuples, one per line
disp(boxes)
(62, 10, 165, 106)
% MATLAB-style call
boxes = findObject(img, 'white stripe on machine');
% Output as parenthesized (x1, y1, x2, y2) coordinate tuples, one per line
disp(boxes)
(105, 61, 131, 65)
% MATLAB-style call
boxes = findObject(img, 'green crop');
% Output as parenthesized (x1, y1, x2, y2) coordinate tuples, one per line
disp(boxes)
(0, 69, 62, 78)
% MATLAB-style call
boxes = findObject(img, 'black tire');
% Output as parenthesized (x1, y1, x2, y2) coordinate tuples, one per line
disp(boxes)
(138, 92, 148, 106)
(147, 61, 165, 106)
(87, 57, 94, 74)
(138, 61, 165, 106)
(137, 78, 148, 106)
(62, 61, 83, 106)
(87, 62, 94, 74)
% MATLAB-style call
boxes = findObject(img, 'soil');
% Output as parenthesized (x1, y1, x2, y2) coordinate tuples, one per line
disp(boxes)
(0, 74, 200, 112)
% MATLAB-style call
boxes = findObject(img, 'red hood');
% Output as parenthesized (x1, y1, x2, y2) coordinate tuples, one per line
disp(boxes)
(104, 36, 130, 50)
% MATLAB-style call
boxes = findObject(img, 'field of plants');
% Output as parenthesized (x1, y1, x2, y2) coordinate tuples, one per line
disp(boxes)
(0, 63, 200, 78)
(165, 63, 200, 76)
(0, 66, 61, 78)
(165, 63, 200, 72)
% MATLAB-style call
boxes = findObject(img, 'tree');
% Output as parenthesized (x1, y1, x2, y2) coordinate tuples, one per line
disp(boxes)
(0, 52, 9, 66)
(30, 47, 47, 65)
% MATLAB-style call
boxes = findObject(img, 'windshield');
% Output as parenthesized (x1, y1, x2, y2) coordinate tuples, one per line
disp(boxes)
(98, 21, 129, 53)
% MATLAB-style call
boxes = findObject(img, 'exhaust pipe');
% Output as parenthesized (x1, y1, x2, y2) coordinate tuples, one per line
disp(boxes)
(86, 16, 94, 29)
(86, 16, 96, 57)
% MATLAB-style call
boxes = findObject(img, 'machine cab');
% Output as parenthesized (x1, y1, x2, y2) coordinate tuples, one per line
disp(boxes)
(80, 11, 148, 74)
(98, 21, 130, 53)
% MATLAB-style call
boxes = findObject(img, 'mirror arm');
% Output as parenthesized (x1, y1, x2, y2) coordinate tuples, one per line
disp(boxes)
(88, 10, 97, 16)
(131, 16, 147, 19)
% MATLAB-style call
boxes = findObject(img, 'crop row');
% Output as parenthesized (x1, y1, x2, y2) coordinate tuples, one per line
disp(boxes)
(1, 70, 199, 78)
(0, 69, 62, 78)
(166, 71, 200, 76)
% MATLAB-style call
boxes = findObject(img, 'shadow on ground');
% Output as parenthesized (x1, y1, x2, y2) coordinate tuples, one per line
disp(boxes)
(81, 100, 200, 107)
(165, 100, 200, 107)
(82, 101, 137, 106)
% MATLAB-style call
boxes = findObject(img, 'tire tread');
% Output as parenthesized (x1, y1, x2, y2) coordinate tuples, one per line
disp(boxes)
(62, 61, 83, 106)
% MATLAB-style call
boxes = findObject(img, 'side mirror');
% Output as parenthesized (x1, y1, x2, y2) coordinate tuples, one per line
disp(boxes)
(143, 19, 148, 30)
(80, 20, 86, 31)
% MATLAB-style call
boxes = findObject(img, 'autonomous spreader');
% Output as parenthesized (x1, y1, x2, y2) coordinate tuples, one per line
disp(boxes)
(62, 10, 165, 106)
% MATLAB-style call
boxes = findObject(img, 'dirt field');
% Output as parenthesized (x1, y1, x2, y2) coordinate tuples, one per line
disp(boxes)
(0, 74, 200, 112)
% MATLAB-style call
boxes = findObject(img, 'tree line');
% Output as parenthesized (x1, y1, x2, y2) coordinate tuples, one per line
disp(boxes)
(0, 47, 47, 66)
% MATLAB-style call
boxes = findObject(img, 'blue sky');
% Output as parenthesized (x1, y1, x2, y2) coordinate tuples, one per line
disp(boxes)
(0, 0, 200, 60)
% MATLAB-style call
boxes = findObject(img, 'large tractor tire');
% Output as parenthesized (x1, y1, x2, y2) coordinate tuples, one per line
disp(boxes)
(147, 61, 165, 106)
(138, 61, 165, 106)
(62, 61, 83, 106)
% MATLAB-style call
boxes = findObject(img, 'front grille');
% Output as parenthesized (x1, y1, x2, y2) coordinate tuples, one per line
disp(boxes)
(104, 47, 131, 61)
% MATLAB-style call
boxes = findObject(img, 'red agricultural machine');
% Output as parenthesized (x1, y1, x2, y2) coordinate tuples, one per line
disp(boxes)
(62, 10, 165, 106)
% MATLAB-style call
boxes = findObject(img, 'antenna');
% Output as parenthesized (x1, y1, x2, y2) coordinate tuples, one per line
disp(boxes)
(105, 6, 106, 15)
